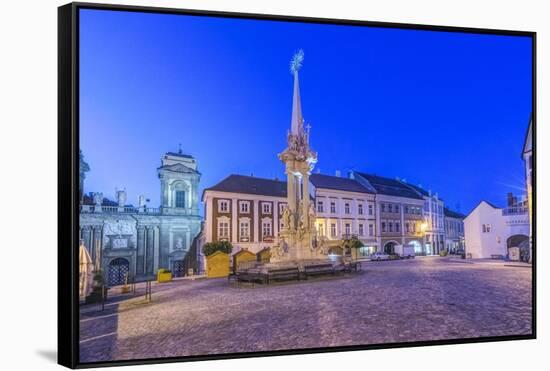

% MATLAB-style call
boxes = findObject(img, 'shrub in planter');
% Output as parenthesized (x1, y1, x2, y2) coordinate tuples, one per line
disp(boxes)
(203, 241, 233, 256)
(439, 249, 448, 257)
(389, 254, 401, 260)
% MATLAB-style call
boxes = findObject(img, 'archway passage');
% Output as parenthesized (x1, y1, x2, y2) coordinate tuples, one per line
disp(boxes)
(384, 241, 397, 255)
(507, 234, 530, 262)
(108, 258, 130, 286)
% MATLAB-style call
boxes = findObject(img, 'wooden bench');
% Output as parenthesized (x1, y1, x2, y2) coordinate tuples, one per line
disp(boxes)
(265, 266, 300, 284)
(303, 263, 335, 279)
(490, 254, 504, 260)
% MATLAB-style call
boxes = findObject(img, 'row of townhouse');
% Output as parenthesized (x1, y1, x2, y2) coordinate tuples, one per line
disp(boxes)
(198, 170, 464, 266)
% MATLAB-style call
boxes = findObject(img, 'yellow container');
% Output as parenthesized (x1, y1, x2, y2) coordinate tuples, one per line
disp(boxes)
(157, 268, 173, 283)
(206, 251, 230, 278)
(233, 249, 256, 273)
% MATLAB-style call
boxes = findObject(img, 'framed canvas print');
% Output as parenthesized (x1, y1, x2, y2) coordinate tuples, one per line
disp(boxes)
(58, 2, 536, 368)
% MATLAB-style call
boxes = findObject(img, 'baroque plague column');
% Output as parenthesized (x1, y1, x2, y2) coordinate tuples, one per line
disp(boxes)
(272, 50, 320, 262)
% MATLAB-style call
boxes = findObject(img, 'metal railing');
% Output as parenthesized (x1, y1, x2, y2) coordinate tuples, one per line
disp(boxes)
(502, 207, 528, 216)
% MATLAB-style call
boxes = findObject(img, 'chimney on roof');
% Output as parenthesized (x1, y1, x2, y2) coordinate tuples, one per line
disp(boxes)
(402, 179, 407, 183)
(429, 189, 432, 196)
(335, 170, 341, 177)
(348, 171, 355, 179)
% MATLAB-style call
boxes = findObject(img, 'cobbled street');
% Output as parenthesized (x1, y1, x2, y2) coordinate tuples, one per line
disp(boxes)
(79, 257, 532, 363)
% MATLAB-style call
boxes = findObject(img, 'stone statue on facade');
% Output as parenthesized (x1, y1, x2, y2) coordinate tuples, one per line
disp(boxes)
(116, 188, 127, 208)
(138, 195, 146, 208)
(282, 205, 292, 230)
(308, 202, 316, 228)
(92, 192, 103, 206)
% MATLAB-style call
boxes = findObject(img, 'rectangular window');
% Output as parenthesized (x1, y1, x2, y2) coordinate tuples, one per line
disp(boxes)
(317, 201, 324, 213)
(279, 203, 286, 214)
(218, 222, 229, 238)
(219, 200, 229, 213)
(381, 204, 386, 212)
(368, 204, 373, 216)
(405, 223, 410, 233)
(239, 202, 249, 213)
(369, 224, 374, 236)
(358, 204, 363, 215)
(388, 204, 393, 213)
(239, 221, 249, 239)
(345, 203, 350, 214)
(262, 203, 272, 214)
(358, 223, 364, 236)
(318, 223, 325, 236)
(381, 222, 386, 233)
(405, 206, 409, 214)
(175, 191, 185, 208)
(330, 223, 337, 237)
(395, 222, 400, 233)
(482, 224, 491, 233)
(262, 222, 272, 237)
(395, 204, 399, 213)
(345, 223, 351, 235)
(330, 202, 336, 213)
(412, 222, 416, 233)
(389, 222, 393, 232)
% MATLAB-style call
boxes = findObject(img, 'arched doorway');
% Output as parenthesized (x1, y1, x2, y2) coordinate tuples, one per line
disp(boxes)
(384, 241, 398, 255)
(507, 234, 529, 262)
(108, 258, 130, 286)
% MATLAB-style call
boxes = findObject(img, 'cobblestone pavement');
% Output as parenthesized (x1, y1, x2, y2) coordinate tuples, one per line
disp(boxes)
(79, 257, 532, 363)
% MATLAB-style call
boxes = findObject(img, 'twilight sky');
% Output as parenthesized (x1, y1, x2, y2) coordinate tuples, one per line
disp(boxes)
(79, 9, 532, 215)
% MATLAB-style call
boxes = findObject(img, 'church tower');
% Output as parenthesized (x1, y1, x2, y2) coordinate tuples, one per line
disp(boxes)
(275, 50, 319, 261)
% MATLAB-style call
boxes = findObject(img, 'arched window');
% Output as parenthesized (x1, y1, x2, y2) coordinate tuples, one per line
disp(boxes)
(175, 190, 185, 208)
(171, 181, 188, 208)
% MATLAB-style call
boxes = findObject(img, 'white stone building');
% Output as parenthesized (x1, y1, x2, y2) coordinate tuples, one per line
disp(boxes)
(464, 200, 530, 259)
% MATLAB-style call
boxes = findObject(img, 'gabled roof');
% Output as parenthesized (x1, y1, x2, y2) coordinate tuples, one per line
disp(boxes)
(310, 174, 373, 194)
(465, 200, 500, 218)
(444, 207, 465, 219)
(158, 163, 200, 174)
(204, 174, 287, 198)
(354, 172, 424, 200)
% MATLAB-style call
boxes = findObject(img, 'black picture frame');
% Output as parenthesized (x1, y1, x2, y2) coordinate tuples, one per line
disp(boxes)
(58, 2, 537, 368)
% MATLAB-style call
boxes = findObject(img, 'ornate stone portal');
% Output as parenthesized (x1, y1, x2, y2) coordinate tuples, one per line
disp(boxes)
(270, 50, 323, 263)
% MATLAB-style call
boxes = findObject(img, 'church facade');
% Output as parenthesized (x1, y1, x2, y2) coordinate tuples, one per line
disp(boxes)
(79, 151, 202, 286)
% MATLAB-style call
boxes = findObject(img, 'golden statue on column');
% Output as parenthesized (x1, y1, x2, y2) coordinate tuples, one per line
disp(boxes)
(272, 50, 320, 262)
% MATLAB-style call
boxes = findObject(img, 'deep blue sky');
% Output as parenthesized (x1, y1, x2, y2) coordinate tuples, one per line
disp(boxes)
(80, 9, 532, 215)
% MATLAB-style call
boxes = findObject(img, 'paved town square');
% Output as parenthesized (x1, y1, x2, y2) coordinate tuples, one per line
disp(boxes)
(79, 257, 532, 363)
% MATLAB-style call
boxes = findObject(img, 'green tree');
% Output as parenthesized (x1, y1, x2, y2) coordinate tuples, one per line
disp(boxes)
(202, 241, 233, 256)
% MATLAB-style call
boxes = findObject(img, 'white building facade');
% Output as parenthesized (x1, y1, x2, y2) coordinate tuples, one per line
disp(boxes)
(464, 200, 530, 259)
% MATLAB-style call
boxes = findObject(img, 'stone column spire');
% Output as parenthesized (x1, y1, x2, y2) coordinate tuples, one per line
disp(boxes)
(290, 49, 305, 137)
